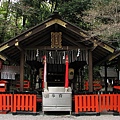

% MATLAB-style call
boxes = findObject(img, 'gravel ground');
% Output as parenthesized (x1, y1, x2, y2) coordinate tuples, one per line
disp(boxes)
(0, 114, 120, 120)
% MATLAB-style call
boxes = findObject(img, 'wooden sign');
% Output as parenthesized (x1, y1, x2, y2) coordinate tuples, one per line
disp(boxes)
(51, 32, 62, 48)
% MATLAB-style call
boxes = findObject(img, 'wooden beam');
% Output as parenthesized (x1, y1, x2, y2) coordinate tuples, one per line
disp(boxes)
(63, 34, 89, 49)
(66, 23, 115, 53)
(15, 40, 31, 61)
(0, 52, 19, 65)
(66, 23, 88, 38)
(0, 54, 7, 61)
(96, 51, 120, 65)
(22, 26, 53, 46)
(88, 50, 93, 92)
(92, 55, 99, 61)
(15, 40, 23, 51)
(46, 19, 67, 28)
(0, 44, 9, 52)
(98, 42, 114, 53)
(59, 27, 92, 47)
(109, 52, 120, 61)
(25, 46, 88, 50)
(0, 22, 46, 52)
(91, 40, 98, 51)
(26, 35, 50, 47)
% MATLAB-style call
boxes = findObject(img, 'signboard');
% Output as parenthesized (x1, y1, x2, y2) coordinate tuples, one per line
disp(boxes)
(51, 32, 62, 48)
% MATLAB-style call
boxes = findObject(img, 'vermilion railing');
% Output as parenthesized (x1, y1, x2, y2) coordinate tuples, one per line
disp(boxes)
(74, 93, 120, 114)
(75, 94, 99, 114)
(0, 92, 37, 114)
(0, 94, 13, 112)
(13, 93, 36, 113)
(99, 93, 120, 112)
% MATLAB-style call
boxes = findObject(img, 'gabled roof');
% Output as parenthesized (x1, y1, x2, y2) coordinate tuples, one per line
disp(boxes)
(0, 12, 116, 65)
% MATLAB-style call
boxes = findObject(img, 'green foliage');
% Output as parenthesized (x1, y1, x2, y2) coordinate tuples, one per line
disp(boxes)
(83, 65, 101, 80)
(0, 0, 51, 42)
(0, 0, 11, 43)
(0, 0, 119, 47)
(58, 0, 92, 30)
(109, 32, 120, 48)
(17, 0, 51, 28)
(26, 1, 51, 28)
(0, 0, 93, 43)
(10, 0, 51, 29)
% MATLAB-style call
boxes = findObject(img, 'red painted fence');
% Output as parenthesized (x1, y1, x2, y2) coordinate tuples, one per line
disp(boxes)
(13, 94, 36, 113)
(99, 93, 120, 112)
(1, 93, 120, 114)
(75, 94, 99, 114)
(75, 93, 120, 114)
(0, 93, 37, 114)
(0, 94, 13, 112)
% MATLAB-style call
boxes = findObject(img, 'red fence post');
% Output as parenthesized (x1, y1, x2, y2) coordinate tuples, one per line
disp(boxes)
(0, 94, 2, 111)
(6, 94, 12, 112)
(33, 94, 37, 113)
(83, 95, 87, 111)
(118, 94, 120, 113)
(25, 95, 29, 111)
(29, 95, 33, 111)
(13, 94, 16, 112)
(114, 94, 118, 111)
(79, 95, 83, 112)
(75, 95, 79, 114)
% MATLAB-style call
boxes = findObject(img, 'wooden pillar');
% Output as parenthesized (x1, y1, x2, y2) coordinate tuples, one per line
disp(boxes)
(20, 51, 24, 91)
(104, 62, 107, 92)
(88, 50, 93, 92)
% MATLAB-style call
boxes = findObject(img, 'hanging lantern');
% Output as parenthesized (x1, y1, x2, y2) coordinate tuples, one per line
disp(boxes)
(68, 68, 74, 80)
(0, 60, 2, 70)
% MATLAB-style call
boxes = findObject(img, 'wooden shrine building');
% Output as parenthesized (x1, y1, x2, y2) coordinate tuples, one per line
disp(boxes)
(0, 12, 116, 92)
